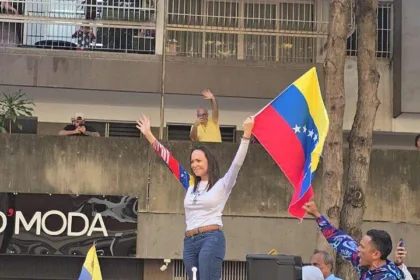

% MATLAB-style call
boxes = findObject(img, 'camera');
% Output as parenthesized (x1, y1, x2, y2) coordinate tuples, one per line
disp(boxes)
(160, 259, 171, 271)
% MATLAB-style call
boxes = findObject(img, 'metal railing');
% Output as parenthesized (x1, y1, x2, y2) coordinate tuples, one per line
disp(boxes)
(166, 0, 329, 62)
(0, 0, 393, 59)
(346, 0, 393, 58)
(0, 0, 156, 53)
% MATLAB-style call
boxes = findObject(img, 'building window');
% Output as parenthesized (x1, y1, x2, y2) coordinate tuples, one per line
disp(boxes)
(220, 125, 237, 143)
(346, 1, 393, 58)
(167, 123, 236, 142)
(167, 123, 192, 141)
(167, 0, 319, 62)
(85, 120, 140, 138)
(244, 3, 277, 61)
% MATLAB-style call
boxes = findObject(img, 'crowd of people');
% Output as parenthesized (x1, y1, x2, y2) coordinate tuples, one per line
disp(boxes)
(58, 89, 223, 142)
(302, 201, 413, 280)
(58, 89, 414, 280)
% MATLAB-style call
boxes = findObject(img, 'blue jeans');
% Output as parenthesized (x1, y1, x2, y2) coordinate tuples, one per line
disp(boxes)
(183, 230, 226, 280)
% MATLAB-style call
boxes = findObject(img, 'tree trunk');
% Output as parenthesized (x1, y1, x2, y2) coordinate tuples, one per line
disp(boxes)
(8, 119, 11, 134)
(337, 0, 380, 279)
(317, 0, 350, 254)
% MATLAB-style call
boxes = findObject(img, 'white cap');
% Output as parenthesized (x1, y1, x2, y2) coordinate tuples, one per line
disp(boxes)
(302, 266, 324, 280)
(74, 112, 84, 120)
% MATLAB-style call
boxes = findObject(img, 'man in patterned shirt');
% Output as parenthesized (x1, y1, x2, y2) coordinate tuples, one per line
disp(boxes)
(303, 201, 405, 280)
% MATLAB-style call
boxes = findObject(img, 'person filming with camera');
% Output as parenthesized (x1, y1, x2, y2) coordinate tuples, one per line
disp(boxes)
(59, 113, 99, 137)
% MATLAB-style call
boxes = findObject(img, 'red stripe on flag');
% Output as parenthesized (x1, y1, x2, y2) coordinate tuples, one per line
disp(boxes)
(289, 183, 314, 218)
(168, 156, 181, 180)
(253, 105, 305, 188)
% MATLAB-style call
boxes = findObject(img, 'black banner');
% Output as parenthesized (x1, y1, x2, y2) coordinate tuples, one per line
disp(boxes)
(0, 193, 137, 257)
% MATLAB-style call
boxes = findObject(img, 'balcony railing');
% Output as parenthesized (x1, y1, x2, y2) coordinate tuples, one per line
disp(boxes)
(0, 0, 393, 60)
(0, 0, 156, 53)
(166, 0, 329, 62)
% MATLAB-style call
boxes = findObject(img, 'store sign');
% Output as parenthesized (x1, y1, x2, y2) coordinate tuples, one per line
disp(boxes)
(0, 193, 138, 257)
(0, 210, 107, 236)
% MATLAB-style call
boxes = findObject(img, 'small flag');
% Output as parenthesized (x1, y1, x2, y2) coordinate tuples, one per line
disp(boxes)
(252, 67, 329, 219)
(78, 245, 103, 280)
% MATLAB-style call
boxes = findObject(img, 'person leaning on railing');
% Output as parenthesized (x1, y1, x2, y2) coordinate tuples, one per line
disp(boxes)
(59, 113, 100, 137)
(1, 0, 18, 15)
(136, 115, 254, 280)
(414, 134, 420, 150)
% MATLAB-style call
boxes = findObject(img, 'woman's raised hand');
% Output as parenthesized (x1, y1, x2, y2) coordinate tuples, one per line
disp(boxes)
(136, 115, 156, 144)
(136, 115, 151, 135)
(243, 116, 255, 138)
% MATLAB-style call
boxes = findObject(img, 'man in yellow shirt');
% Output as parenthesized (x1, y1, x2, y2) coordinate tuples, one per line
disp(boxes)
(190, 89, 222, 142)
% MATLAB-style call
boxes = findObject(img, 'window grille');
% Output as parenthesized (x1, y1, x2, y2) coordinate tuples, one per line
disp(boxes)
(346, 1, 393, 58)
(85, 120, 140, 138)
(172, 259, 247, 280)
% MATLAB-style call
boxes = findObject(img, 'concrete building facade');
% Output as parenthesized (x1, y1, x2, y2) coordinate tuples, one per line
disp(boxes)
(0, 0, 420, 279)
(1, 0, 415, 137)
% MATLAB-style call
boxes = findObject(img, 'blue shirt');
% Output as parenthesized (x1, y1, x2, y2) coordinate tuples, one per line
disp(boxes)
(326, 274, 343, 280)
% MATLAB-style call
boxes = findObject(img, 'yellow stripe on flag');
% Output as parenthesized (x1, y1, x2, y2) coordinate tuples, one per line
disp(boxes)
(292, 67, 329, 172)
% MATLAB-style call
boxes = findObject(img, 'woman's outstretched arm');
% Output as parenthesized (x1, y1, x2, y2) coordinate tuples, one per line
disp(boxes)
(137, 116, 194, 191)
(222, 116, 254, 194)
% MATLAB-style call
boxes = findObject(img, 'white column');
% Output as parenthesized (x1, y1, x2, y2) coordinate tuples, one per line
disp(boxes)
(315, 0, 329, 63)
(155, 0, 165, 55)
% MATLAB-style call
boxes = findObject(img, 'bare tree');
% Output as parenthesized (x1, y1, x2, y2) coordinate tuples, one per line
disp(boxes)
(317, 0, 351, 252)
(337, 0, 381, 279)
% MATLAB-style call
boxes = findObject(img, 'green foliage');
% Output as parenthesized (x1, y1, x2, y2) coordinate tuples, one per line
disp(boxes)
(0, 90, 35, 133)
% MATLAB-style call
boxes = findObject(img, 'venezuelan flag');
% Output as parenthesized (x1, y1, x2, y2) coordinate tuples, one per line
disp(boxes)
(78, 245, 103, 280)
(253, 67, 329, 219)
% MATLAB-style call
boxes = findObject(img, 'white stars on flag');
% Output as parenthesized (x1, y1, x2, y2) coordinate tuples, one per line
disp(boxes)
(307, 129, 314, 138)
(293, 123, 319, 145)
(303, 163, 312, 180)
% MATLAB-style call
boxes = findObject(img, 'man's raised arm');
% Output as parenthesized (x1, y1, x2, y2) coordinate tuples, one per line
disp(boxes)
(303, 202, 360, 268)
(201, 89, 219, 122)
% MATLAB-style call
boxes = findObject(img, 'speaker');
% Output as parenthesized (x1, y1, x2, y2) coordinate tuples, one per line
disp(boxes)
(246, 254, 303, 280)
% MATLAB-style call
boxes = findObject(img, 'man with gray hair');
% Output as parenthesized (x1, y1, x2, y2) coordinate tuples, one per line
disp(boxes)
(303, 266, 324, 280)
(189, 89, 222, 142)
(310, 250, 342, 280)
